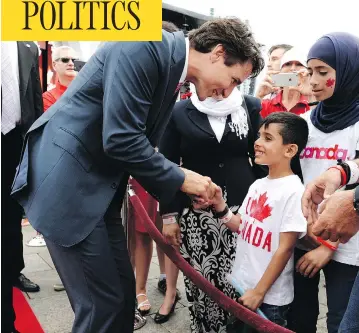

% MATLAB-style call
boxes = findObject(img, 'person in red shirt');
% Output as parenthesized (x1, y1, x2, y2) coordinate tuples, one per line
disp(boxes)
(261, 48, 313, 118)
(42, 46, 78, 111)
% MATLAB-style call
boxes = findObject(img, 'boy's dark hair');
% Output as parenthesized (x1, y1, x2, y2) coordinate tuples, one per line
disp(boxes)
(162, 21, 179, 33)
(268, 44, 293, 56)
(188, 18, 265, 78)
(261, 112, 309, 182)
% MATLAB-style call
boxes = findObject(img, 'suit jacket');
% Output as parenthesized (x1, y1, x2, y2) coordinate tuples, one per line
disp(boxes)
(11, 31, 186, 246)
(159, 95, 263, 214)
(16, 42, 43, 135)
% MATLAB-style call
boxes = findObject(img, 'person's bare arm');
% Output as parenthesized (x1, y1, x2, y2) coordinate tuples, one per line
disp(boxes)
(302, 159, 359, 219)
(302, 158, 359, 243)
(212, 188, 242, 232)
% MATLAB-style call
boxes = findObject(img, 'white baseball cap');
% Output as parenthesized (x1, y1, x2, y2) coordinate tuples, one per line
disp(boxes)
(280, 47, 307, 69)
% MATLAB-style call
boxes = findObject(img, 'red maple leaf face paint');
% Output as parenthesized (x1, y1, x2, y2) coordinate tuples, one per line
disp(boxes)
(326, 78, 335, 88)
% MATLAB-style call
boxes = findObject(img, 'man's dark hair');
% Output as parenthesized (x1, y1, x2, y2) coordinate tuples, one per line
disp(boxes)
(188, 18, 264, 78)
(162, 21, 180, 33)
(261, 112, 309, 182)
(268, 44, 293, 56)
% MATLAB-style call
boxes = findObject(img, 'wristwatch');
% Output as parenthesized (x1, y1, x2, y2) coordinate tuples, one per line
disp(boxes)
(354, 186, 359, 215)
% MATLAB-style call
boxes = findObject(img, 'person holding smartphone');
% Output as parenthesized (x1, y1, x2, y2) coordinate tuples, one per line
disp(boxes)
(260, 47, 313, 118)
(255, 43, 292, 100)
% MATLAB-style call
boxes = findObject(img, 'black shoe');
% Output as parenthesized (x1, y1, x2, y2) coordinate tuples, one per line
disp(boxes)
(157, 278, 181, 300)
(13, 274, 40, 292)
(154, 298, 178, 324)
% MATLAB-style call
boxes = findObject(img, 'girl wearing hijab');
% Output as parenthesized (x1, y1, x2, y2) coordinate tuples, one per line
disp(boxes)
(288, 32, 359, 333)
(157, 87, 263, 332)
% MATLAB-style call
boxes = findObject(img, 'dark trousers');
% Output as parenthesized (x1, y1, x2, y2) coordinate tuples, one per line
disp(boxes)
(339, 272, 359, 333)
(287, 248, 359, 333)
(2, 127, 25, 333)
(227, 303, 290, 333)
(261, 303, 290, 327)
(45, 214, 136, 333)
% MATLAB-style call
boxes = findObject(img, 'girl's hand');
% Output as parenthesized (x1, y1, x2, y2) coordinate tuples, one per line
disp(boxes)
(239, 289, 265, 311)
(296, 245, 334, 278)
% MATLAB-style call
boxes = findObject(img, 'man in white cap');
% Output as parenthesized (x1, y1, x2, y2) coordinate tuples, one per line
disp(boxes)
(260, 47, 313, 118)
(256, 43, 293, 100)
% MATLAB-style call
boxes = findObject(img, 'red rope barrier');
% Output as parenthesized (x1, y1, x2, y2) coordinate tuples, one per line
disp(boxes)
(128, 193, 294, 333)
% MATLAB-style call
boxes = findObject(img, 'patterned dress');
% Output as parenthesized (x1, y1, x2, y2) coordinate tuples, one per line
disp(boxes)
(180, 201, 239, 333)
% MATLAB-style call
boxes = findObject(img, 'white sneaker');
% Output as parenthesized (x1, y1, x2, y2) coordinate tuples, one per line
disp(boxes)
(26, 234, 46, 247)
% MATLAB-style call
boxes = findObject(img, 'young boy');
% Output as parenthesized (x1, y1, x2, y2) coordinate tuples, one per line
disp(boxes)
(211, 112, 308, 327)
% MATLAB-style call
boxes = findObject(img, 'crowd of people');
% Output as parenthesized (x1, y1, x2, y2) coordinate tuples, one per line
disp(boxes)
(2, 15, 359, 333)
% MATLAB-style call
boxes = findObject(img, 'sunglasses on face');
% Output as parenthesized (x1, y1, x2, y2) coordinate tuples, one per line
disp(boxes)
(56, 57, 78, 63)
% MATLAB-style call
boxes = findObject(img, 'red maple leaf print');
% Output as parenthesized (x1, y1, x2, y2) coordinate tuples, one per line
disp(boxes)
(326, 78, 335, 88)
(249, 192, 272, 222)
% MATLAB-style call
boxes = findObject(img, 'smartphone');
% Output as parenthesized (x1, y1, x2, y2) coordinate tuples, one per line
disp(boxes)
(74, 60, 86, 72)
(271, 73, 299, 87)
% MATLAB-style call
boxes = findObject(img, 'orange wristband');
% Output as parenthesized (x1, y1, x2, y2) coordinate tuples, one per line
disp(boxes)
(327, 166, 347, 187)
(317, 237, 338, 251)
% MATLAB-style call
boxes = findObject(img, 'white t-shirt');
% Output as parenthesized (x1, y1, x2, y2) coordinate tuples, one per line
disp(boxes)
(300, 111, 359, 266)
(231, 175, 307, 306)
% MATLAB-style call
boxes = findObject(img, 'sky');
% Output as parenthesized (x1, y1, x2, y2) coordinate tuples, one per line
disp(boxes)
(163, 0, 359, 54)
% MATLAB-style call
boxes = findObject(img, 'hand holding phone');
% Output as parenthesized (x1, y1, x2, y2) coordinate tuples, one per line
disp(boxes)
(255, 70, 281, 99)
(271, 73, 299, 87)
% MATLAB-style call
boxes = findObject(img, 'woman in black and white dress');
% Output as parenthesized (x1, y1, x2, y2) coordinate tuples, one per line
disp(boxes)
(158, 88, 263, 333)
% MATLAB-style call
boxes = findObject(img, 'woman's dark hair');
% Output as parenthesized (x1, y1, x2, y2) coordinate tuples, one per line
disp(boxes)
(261, 112, 309, 182)
(188, 18, 264, 78)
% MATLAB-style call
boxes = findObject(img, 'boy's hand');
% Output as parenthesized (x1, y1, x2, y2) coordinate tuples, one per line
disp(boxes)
(192, 185, 222, 210)
(296, 245, 334, 278)
(210, 187, 225, 208)
(238, 289, 265, 311)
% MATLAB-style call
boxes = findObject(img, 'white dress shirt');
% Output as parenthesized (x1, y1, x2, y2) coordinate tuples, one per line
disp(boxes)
(1, 42, 21, 134)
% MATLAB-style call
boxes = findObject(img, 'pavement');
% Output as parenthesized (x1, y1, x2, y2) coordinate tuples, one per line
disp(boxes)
(21, 224, 328, 333)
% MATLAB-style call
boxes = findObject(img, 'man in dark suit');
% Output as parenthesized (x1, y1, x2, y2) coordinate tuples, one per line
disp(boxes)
(2, 41, 43, 333)
(11, 19, 264, 333)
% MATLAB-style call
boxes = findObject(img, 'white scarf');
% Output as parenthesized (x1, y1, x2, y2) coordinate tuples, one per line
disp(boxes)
(190, 88, 249, 142)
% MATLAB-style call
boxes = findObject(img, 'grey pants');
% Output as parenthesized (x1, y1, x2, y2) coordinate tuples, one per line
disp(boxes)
(45, 217, 135, 333)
